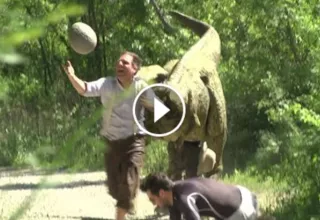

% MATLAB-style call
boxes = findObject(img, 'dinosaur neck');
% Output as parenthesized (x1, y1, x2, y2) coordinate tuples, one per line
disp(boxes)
(167, 11, 221, 83)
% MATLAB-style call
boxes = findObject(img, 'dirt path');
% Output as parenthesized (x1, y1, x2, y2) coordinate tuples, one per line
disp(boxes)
(0, 168, 168, 220)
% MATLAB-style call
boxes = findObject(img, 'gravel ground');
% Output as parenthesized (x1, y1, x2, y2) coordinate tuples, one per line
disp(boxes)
(0, 168, 168, 220)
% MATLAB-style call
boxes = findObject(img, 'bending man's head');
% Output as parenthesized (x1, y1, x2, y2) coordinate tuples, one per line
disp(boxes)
(140, 172, 174, 208)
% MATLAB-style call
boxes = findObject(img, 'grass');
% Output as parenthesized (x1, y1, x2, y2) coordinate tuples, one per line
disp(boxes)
(142, 139, 168, 175)
(222, 168, 288, 218)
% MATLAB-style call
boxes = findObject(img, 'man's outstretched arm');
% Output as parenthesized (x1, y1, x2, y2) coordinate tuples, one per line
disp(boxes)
(62, 60, 106, 97)
(63, 60, 86, 95)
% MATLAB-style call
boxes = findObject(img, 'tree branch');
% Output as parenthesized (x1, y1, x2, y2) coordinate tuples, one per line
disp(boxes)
(149, 0, 176, 35)
(285, 7, 300, 65)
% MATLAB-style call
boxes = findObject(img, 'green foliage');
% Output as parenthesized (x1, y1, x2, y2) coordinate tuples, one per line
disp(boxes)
(262, 102, 320, 219)
(1, 0, 319, 219)
(143, 139, 168, 175)
(0, 75, 9, 100)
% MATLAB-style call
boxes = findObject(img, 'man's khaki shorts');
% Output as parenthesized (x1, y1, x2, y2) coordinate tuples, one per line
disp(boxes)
(103, 134, 145, 211)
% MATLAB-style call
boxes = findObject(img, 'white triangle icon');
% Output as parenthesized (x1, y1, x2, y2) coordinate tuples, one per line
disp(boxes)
(154, 97, 170, 123)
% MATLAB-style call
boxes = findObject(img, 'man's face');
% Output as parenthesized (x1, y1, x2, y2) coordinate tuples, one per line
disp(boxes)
(146, 190, 169, 208)
(116, 53, 137, 79)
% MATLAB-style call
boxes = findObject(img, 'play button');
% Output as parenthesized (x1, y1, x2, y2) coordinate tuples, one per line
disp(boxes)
(132, 83, 186, 138)
(154, 97, 170, 123)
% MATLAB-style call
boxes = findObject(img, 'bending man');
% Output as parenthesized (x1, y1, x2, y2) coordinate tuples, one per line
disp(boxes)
(140, 172, 259, 220)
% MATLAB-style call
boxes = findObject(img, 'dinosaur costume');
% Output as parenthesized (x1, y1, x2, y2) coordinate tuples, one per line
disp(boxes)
(137, 10, 227, 177)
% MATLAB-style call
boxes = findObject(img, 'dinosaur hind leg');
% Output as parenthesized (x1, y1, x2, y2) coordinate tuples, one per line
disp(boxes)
(204, 79, 227, 177)
(167, 141, 184, 180)
(204, 131, 227, 178)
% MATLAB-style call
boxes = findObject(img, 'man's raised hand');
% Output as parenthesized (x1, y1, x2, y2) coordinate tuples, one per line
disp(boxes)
(62, 60, 75, 76)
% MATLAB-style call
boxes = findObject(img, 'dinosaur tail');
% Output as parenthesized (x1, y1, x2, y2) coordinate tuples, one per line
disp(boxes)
(168, 10, 210, 37)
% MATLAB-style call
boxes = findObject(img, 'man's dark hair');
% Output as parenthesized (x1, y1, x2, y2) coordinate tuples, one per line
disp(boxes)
(123, 51, 142, 72)
(140, 172, 174, 196)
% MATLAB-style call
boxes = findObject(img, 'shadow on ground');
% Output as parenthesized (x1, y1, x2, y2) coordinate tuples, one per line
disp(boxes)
(0, 180, 105, 191)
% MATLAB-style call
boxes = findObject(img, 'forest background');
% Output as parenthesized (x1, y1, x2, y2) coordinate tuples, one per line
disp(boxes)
(0, 0, 319, 219)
